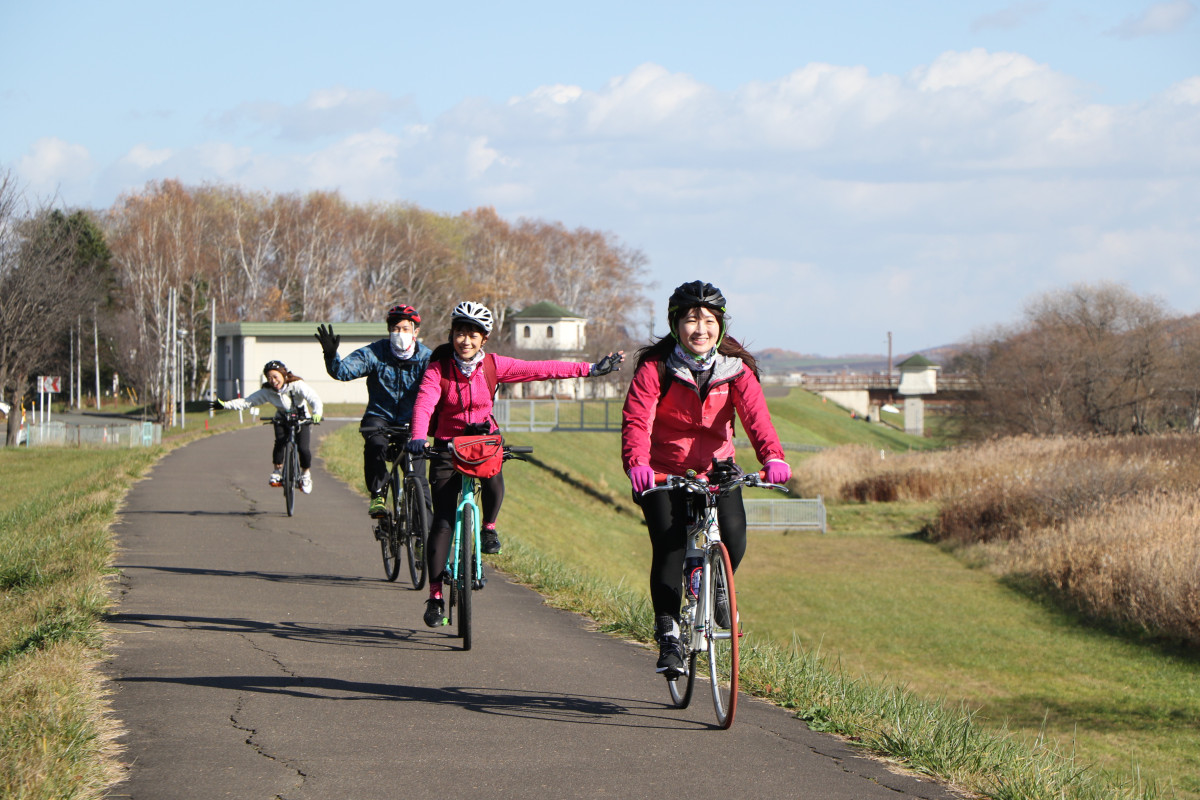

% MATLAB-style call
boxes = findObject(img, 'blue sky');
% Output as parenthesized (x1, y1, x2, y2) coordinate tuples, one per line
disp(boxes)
(3, 1, 1198, 356)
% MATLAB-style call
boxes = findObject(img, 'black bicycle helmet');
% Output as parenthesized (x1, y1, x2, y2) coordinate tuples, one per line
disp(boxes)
(668, 280, 726, 317)
(263, 360, 288, 375)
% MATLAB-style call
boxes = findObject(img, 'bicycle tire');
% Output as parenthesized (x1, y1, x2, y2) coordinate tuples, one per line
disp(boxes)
(706, 542, 739, 729)
(458, 503, 475, 650)
(666, 650, 698, 707)
(403, 476, 430, 590)
(283, 441, 297, 517)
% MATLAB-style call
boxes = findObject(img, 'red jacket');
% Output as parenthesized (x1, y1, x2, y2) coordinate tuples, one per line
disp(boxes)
(621, 353, 785, 476)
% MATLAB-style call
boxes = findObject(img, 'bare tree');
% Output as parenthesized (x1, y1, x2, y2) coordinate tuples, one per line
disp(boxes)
(955, 282, 1170, 437)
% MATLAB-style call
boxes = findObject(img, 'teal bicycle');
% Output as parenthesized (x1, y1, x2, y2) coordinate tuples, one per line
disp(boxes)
(422, 436, 532, 651)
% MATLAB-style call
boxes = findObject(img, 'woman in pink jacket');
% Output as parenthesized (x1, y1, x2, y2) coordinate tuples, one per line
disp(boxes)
(407, 300, 623, 627)
(621, 280, 791, 675)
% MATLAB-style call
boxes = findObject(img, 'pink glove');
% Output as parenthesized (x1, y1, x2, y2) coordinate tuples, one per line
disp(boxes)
(629, 465, 656, 494)
(763, 460, 791, 484)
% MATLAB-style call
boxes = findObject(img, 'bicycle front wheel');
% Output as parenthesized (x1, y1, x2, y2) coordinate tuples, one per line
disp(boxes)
(283, 442, 297, 517)
(706, 542, 739, 729)
(458, 504, 475, 650)
(403, 476, 430, 590)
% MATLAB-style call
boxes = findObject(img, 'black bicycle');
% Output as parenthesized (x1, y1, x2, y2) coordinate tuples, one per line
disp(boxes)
(368, 425, 432, 588)
(265, 411, 316, 517)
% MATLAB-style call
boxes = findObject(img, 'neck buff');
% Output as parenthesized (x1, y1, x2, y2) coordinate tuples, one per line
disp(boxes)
(671, 342, 717, 372)
(390, 331, 416, 360)
(453, 349, 486, 377)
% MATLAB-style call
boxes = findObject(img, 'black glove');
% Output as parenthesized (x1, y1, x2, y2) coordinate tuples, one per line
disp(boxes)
(209, 399, 224, 411)
(708, 457, 741, 486)
(591, 351, 624, 376)
(405, 438, 427, 456)
(315, 324, 340, 359)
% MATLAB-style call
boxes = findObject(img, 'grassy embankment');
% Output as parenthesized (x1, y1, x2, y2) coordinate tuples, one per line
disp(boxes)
(0, 403, 359, 799)
(322, 390, 1188, 800)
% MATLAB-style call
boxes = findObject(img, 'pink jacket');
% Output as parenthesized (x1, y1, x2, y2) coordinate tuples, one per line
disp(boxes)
(621, 354, 785, 476)
(410, 354, 593, 441)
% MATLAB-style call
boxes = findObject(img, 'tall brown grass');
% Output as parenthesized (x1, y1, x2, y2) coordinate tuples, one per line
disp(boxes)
(797, 434, 1200, 647)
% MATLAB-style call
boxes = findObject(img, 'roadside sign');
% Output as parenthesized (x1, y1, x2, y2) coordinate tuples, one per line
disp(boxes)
(38, 376, 62, 393)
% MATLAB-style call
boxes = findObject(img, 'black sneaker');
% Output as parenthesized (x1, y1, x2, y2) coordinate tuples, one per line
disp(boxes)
(656, 636, 685, 675)
(481, 529, 501, 554)
(423, 598, 444, 628)
(714, 586, 731, 629)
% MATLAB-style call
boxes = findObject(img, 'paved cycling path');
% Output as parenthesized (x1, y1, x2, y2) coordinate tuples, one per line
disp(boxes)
(104, 423, 961, 800)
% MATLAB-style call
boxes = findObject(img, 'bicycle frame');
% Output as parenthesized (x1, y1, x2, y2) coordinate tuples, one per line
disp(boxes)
(447, 474, 483, 592)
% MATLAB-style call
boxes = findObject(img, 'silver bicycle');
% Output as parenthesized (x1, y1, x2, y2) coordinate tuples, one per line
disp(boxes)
(642, 467, 788, 729)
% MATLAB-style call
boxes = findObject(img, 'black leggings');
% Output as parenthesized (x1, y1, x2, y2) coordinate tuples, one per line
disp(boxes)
(360, 414, 400, 496)
(425, 447, 504, 584)
(271, 419, 312, 470)
(637, 486, 747, 621)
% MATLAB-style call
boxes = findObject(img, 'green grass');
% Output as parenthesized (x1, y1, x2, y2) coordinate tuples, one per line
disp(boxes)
(768, 389, 948, 451)
(0, 446, 162, 799)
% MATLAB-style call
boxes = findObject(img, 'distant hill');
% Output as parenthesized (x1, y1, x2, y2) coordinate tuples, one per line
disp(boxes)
(755, 345, 962, 375)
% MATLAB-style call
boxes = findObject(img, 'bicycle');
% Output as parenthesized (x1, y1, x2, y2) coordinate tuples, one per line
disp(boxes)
(366, 425, 431, 588)
(421, 436, 532, 651)
(640, 465, 789, 729)
(264, 411, 316, 517)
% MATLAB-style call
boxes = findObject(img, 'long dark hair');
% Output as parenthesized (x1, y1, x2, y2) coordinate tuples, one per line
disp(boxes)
(634, 305, 759, 378)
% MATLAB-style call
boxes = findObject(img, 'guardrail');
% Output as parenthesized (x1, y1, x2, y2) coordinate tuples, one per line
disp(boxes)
(744, 496, 826, 533)
(24, 421, 162, 448)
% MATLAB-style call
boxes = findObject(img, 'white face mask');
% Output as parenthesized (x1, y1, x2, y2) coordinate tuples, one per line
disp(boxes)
(391, 330, 414, 351)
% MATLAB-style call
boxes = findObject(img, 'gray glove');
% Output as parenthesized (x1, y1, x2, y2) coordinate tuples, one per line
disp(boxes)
(591, 351, 624, 376)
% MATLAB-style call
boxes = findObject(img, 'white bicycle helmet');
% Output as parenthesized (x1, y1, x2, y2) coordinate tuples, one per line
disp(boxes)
(451, 301, 494, 333)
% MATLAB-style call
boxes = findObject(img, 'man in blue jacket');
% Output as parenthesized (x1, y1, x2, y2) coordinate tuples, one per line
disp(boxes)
(315, 304, 433, 517)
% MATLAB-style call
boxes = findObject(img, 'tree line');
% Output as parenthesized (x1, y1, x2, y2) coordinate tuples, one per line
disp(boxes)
(951, 282, 1200, 438)
(0, 172, 650, 431)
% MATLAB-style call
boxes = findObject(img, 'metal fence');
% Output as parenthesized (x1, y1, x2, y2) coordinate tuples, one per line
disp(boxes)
(494, 399, 623, 432)
(23, 421, 162, 448)
(743, 497, 826, 533)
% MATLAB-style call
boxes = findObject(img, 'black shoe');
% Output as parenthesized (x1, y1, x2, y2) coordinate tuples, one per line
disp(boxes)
(423, 598, 444, 628)
(481, 529, 501, 554)
(656, 636, 685, 675)
(714, 586, 731, 629)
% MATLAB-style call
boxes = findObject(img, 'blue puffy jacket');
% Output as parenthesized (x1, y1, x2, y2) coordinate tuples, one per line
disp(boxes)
(325, 339, 433, 425)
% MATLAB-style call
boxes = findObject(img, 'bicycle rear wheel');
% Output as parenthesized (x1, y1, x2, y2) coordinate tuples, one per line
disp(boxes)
(283, 442, 297, 517)
(403, 476, 430, 590)
(458, 504, 475, 650)
(706, 542, 739, 729)
(666, 651, 697, 707)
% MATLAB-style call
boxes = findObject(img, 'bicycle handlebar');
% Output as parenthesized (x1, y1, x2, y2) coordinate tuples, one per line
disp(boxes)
(642, 470, 789, 498)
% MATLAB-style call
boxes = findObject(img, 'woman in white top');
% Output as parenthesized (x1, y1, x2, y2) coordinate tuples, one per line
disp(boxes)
(214, 360, 324, 493)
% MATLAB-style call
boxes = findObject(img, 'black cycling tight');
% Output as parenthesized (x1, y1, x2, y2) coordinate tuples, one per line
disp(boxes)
(637, 486, 746, 621)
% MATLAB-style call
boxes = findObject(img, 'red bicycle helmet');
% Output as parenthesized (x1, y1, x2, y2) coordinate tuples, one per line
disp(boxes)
(387, 304, 421, 326)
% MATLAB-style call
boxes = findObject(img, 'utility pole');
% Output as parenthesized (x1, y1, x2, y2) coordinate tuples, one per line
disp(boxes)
(887, 331, 893, 385)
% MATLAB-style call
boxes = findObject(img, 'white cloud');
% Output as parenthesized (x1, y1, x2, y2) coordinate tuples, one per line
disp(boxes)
(59, 52, 1200, 353)
(15, 137, 93, 201)
(1106, 0, 1195, 38)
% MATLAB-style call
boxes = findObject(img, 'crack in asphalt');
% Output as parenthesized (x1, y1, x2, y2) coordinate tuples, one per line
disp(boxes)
(228, 633, 307, 798)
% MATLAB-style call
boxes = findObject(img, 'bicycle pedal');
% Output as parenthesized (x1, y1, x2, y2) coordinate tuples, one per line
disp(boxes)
(472, 578, 487, 590)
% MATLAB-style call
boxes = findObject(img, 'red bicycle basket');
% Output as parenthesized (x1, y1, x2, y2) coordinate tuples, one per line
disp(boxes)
(449, 434, 504, 478)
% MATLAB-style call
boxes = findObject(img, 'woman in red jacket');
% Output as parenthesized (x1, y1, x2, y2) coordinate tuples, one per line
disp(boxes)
(621, 280, 791, 675)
